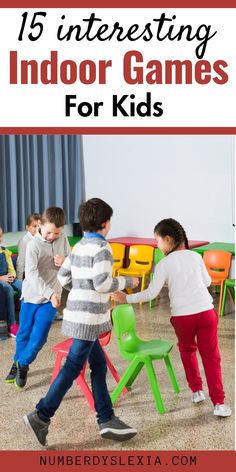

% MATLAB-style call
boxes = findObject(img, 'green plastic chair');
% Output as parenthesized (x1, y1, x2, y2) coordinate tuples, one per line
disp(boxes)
(220, 278, 235, 316)
(149, 248, 165, 308)
(111, 304, 180, 414)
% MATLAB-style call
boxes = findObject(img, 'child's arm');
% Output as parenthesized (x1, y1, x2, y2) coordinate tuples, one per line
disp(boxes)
(25, 243, 55, 300)
(5, 249, 16, 278)
(16, 238, 27, 280)
(93, 245, 138, 293)
(113, 260, 166, 304)
(53, 236, 71, 268)
(57, 255, 72, 291)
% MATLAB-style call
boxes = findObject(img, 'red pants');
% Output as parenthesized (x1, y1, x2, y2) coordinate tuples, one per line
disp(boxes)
(171, 309, 225, 405)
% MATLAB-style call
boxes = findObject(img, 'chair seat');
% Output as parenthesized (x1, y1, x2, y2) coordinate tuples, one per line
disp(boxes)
(118, 268, 150, 276)
(123, 339, 174, 360)
(51, 333, 126, 410)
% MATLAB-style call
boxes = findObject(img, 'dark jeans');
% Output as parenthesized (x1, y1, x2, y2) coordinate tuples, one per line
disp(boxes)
(36, 338, 114, 424)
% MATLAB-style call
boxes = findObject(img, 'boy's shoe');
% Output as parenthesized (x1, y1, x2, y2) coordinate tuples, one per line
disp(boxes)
(99, 416, 137, 441)
(5, 362, 17, 383)
(214, 404, 232, 417)
(23, 410, 50, 447)
(15, 361, 29, 388)
(9, 324, 19, 338)
(192, 390, 206, 403)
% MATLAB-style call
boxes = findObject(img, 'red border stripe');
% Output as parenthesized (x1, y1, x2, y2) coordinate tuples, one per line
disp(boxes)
(1, 1, 236, 7)
(0, 127, 236, 135)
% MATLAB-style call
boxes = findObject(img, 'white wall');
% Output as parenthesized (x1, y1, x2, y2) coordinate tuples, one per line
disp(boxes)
(83, 135, 235, 242)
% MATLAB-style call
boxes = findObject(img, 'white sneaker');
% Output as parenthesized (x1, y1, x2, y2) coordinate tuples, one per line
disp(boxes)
(192, 390, 206, 403)
(214, 404, 232, 417)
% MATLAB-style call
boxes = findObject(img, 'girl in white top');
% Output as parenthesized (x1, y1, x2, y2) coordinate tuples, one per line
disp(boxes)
(113, 218, 231, 418)
(16, 213, 41, 280)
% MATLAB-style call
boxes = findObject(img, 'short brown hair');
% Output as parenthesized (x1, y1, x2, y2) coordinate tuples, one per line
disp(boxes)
(79, 198, 113, 232)
(26, 213, 41, 226)
(41, 207, 66, 228)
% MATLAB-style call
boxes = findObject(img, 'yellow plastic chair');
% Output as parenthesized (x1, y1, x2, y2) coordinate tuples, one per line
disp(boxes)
(117, 245, 154, 292)
(110, 243, 126, 276)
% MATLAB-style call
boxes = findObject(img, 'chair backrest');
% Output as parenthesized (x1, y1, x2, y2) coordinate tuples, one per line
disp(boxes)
(203, 250, 232, 283)
(128, 245, 154, 271)
(110, 243, 126, 272)
(154, 247, 165, 265)
(112, 304, 140, 354)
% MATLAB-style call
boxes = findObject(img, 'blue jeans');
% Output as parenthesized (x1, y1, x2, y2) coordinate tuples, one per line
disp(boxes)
(36, 338, 114, 424)
(0, 279, 22, 325)
(14, 301, 56, 365)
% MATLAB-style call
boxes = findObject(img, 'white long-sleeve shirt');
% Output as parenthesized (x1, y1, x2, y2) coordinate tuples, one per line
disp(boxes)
(127, 250, 214, 316)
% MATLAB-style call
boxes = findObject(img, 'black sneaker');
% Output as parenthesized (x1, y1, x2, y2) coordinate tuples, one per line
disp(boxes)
(15, 361, 29, 388)
(99, 416, 137, 441)
(23, 410, 50, 447)
(5, 362, 17, 383)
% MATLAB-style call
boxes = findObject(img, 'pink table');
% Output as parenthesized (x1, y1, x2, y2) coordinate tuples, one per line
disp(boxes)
(108, 237, 209, 249)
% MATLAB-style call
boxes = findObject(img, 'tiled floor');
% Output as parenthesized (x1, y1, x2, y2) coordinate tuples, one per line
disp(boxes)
(0, 288, 234, 450)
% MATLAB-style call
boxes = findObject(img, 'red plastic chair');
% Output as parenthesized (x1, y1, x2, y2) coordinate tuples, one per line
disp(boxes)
(51, 331, 126, 411)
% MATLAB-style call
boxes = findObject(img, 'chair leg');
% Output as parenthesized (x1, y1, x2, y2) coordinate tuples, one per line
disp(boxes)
(220, 282, 227, 316)
(228, 287, 235, 304)
(164, 355, 180, 393)
(144, 358, 165, 414)
(125, 362, 144, 388)
(111, 358, 141, 405)
(218, 281, 224, 316)
(75, 362, 95, 411)
(102, 348, 128, 393)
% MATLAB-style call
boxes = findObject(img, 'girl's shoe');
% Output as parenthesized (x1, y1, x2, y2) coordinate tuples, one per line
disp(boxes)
(192, 390, 206, 403)
(214, 404, 232, 417)
(9, 324, 19, 338)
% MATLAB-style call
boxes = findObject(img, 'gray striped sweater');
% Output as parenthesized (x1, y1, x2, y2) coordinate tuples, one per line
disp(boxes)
(58, 236, 133, 341)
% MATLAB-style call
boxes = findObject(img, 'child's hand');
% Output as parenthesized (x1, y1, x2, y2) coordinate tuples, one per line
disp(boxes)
(7, 273, 15, 283)
(0, 274, 14, 283)
(111, 291, 127, 303)
(131, 277, 139, 288)
(54, 255, 65, 267)
(51, 293, 61, 308)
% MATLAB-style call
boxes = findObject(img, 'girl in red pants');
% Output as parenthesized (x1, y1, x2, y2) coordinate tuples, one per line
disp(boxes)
(113, 218, 231, 417)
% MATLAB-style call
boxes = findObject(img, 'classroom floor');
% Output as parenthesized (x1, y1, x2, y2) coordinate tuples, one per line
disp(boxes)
(0, 288, 234, 451)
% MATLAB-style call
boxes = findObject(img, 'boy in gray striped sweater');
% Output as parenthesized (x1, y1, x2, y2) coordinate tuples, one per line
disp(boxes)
(24, 198, 139, 447)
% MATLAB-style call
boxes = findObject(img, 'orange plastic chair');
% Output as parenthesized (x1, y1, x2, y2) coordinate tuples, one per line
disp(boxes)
(117, 245, 154, 292)
(203, 250, 232, 315)
(51, 331, 126, 411)
(110, 243, 126, 276)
